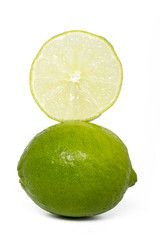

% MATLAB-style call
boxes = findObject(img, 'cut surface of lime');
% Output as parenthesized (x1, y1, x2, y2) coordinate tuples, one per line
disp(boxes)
(30, 31, 123, 121)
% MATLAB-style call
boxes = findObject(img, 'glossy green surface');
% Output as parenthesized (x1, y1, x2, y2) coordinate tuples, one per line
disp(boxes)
(17, 121, 137, 217)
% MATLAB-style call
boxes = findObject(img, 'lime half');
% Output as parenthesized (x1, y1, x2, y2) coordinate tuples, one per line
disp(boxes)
(30, 31, 123, 121)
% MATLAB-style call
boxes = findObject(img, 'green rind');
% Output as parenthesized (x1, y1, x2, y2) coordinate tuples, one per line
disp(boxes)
(17, 121, 137, 217)
(30, 30, 123, 122)
(129, 168, 137, 187)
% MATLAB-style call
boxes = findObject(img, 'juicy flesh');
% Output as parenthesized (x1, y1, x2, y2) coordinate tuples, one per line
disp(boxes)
(31, 32, 122, 121)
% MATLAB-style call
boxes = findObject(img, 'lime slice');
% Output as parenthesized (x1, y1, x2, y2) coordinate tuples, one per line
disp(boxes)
(30, 31, 123, 121)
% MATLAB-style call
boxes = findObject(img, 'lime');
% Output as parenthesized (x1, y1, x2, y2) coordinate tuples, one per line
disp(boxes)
(17, 121, 137, 217)
(30, 31, 123, 121)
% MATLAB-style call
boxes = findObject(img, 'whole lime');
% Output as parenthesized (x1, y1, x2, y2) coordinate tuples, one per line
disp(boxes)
(17, 121, 137, 217)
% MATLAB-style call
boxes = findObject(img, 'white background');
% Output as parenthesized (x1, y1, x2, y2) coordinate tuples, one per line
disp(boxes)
(1, 0, 160, 239)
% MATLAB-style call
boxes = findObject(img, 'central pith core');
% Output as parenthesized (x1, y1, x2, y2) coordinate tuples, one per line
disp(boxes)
(69, 71, 81, 83)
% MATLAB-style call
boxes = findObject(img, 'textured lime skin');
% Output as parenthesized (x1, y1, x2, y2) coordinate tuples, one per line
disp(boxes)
(17, 122, 137, 217)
